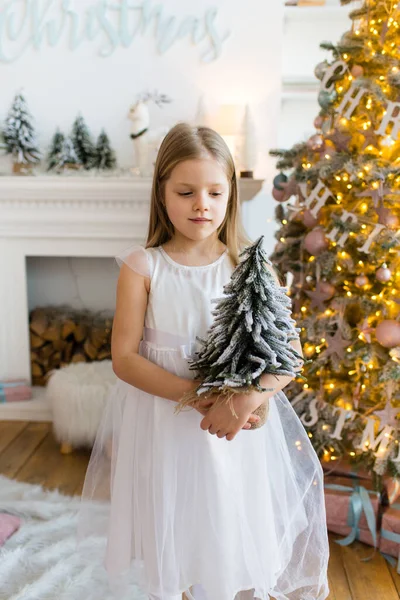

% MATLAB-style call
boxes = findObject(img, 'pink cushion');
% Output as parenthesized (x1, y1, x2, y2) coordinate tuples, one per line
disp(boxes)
(0, 513, 21, 546)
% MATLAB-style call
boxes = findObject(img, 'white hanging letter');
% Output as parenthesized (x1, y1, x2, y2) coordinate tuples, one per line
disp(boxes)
(375, 101, 400, 138)
(300, 398, 319, 427)
(337, 83, 367, 119)
(330, 406, 356, 441)
(302, 180, 333, 218)
(321, 60, 348, 93)
(355, 416, 394, 456)
(358, 223, 386, 254)
(326, 210, 358, 247)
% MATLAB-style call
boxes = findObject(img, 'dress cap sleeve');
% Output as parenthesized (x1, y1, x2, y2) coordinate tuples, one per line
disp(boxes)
(115, 245, 153, 278)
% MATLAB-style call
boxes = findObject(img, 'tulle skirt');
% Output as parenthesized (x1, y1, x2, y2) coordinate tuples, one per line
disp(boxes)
(77, 329, 329, 600)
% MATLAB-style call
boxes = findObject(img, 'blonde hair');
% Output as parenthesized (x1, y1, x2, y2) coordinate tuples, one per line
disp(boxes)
(145, 122, 252, 266)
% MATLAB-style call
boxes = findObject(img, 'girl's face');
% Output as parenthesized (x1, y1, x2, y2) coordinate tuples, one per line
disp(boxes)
(164, 157, 230, 243)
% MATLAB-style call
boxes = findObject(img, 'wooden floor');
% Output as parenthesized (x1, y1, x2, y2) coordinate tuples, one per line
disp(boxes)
(1, 421, 400, 600)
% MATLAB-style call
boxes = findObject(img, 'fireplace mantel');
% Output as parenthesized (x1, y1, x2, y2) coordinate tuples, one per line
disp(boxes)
(0, 175, 264, 421)
(0, 175, 263, 205)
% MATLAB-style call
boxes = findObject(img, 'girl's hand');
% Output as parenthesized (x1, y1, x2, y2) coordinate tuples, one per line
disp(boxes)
(200, 393, 264, 441)
(193, 395, 260, 431)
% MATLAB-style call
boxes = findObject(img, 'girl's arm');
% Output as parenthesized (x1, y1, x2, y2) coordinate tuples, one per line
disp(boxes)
(111, 264, 195, 402)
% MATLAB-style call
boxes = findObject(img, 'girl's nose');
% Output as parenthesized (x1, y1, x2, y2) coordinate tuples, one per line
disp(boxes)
(193, 191, 210, 211)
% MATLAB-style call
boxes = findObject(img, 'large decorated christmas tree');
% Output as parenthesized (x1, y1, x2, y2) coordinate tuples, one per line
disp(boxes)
(270, 0, 400, 483)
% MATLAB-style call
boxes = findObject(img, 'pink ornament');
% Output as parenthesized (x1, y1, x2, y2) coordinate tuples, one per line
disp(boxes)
(304, 228, 329, 255)
(351, 65, 364, 78)
(376, 320, 400, 348)
(272, 187, 286, 202)
(303, 210, 320, 228)
(307, 134, 325, 152)
(355, 274, 369, 288)
(378, 208, 400, 229)
(319, 281, 335, 299)
(314, 115, 324, 130)
(376, 265, 392, 283)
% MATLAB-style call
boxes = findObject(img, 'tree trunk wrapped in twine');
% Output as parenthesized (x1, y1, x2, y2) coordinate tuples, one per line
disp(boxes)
(174, 236, 308, 429)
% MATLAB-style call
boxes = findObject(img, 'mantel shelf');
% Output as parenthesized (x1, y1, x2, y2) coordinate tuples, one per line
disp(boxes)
(0, 175, 264, 205)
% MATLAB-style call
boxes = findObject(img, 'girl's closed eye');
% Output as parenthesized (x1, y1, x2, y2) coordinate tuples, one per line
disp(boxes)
(177, 192, 223, 197)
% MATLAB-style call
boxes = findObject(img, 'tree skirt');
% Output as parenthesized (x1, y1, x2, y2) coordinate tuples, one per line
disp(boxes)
(0, 476, 146, 600)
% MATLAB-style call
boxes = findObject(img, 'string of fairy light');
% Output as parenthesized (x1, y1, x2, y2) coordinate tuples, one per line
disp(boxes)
(279, 1, 400, 463)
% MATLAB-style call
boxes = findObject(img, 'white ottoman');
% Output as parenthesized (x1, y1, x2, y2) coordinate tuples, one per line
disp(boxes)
(46, 360, 116, 453)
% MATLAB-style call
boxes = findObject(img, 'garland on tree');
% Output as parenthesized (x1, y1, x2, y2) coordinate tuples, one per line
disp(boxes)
(175, 236, 306, 427)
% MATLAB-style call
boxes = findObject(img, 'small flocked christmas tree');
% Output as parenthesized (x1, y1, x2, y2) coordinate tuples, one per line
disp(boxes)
(51, 135, 79, 171)
(0, 129, 6, 153)
(47, 129, 65, 171)
(3, 92, 41, 172)
(94, 129, 117, 170)
(269, 0, 400, 480)
(71, 115, 96, 170)
(175, 236, 305, 427)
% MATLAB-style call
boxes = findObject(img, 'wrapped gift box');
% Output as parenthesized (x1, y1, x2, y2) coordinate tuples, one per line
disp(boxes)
(0, 380, 32, 403)
(380, 503, 400, 572)
(322, 456, 400, 506)
(322, 456, 371, 480)
(324, 475, 381, 549)
(385, 479, 400, 506)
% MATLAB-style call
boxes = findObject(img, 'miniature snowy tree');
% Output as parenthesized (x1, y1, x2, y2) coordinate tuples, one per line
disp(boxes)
(175, 236, 305, 428)
(51, 136, 79, 171)
(0, 129, 6, 153)
(47, 129, 65, 171)
(3, 92, 41, 172)
(94, 129, 117, 170)
(71, 115, 96, 169)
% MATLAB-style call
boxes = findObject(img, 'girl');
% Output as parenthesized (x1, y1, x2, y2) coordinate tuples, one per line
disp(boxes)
(78, 123, 330, 600)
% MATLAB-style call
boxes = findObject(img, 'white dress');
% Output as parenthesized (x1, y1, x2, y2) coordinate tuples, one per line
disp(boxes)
(77, 244, 330, 600)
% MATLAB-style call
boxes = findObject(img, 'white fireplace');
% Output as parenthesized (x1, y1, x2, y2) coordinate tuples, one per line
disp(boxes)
(0, 175, 263, 421)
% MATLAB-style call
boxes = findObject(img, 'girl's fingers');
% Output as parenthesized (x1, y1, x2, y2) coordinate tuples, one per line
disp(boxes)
(200, 417, 211, 431)
(243, 423, 251, 430)
(248, 414, 261, 424)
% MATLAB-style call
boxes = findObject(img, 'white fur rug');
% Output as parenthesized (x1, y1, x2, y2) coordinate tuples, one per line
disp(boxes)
(0, 476, 147, 600)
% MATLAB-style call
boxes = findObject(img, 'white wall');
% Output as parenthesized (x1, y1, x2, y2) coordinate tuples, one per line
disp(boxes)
(0, 0, 353, 311)
(0, 0, 284, 180)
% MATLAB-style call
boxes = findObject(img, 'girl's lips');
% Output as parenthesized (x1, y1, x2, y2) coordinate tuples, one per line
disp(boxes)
(190, 219, 211, 222)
